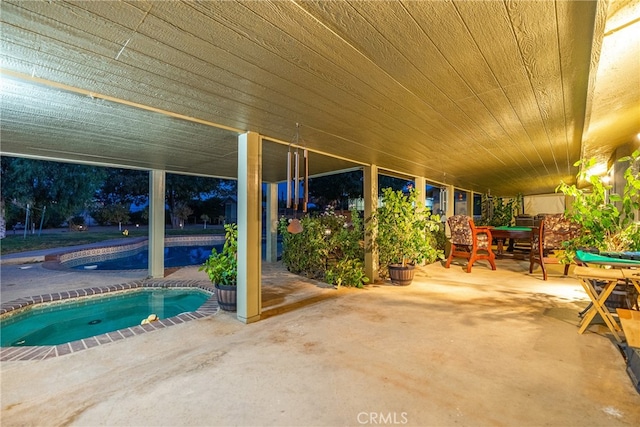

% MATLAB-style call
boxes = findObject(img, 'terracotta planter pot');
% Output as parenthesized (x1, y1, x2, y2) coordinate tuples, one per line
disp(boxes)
(388, 263, 416, 286)
(215, 283, 237, 312)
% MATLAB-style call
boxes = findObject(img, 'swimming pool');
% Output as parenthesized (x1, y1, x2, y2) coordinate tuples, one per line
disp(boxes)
(68, 244, 223, 270)
(53, 236, 226, 270)
(1, 288, 212, 347)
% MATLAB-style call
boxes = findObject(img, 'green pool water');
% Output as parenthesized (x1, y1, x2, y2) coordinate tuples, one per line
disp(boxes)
(1, 289, 210, 347)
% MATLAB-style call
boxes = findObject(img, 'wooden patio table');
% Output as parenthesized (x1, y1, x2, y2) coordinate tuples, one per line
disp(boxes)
(490, 226, 532, 258)
(574, 251, 640, 342)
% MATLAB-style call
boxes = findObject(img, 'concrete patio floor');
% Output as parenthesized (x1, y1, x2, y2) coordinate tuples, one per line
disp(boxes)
(1, 257, 639, 426)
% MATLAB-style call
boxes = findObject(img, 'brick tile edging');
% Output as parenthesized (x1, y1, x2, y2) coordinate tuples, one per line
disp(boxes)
(0, 280, 219, 361)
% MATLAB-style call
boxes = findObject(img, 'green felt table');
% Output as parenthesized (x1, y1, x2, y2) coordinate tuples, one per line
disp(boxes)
(576, 250, 640, 266)
(493, 226, 532, 231)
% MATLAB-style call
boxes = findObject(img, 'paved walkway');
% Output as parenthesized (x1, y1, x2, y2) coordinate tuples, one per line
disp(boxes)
(1, 247, 639, 426)
(1, 239, 151, 303)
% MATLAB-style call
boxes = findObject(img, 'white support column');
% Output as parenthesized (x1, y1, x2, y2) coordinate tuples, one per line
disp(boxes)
(265, 182, 278, 263)
(364, 165, 379, 283)
(414, 176, 426, 206)
(237, 131, 262, 323)
(414, 176, 427, 265)
(148, 169, 166, 278)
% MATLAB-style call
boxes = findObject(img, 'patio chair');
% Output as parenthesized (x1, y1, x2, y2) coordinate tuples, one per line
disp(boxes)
(529, 214, 581, 280)
(445, 215, 496, 273)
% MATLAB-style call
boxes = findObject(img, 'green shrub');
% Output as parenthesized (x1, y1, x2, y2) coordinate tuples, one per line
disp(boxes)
(325, 258, 369, 288)
(557, 150, 640, 255)
(427, 222, 447, 253)
(478, 194, 522, 227)
(278, 216, 329, 278)
(279, 208, 368, 287)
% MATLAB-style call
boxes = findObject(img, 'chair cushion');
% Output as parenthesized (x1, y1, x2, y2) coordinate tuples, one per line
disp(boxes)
(448, 215, 473, 246)
(476, 232, 490, 249)
(542, 214, 581, 249)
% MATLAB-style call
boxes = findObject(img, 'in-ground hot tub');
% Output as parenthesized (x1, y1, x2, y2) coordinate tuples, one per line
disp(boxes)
(0, 281, 219, 361)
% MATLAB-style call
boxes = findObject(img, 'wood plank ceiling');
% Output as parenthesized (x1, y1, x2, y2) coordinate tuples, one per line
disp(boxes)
(1, 0, 638, 195)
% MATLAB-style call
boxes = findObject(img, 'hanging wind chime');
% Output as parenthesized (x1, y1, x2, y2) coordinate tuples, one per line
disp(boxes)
(286, 123, 308, 234)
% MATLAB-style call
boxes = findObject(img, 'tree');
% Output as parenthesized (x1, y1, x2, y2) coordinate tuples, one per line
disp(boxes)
(308, 170, 363, 210)
(378, 175, 412, 193)
(308, 171, 414, 211)
(165, 174, 236, 228)
(172, 201, 193, 229)
(98, 169, 236, 229)
(92, 204, 131, 229)
(0, 157, 107, 227)
(98, 168, 148, 206)
(192, 196, 226, 225)
(0, 157, 237, 230)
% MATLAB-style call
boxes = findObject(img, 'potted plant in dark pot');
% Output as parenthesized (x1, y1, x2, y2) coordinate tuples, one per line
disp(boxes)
(199, 223, 238, 311)
(367, 187, 443, 285)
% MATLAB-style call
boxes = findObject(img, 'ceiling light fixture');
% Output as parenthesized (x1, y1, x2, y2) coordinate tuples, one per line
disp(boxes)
(584, 162, 608, 180)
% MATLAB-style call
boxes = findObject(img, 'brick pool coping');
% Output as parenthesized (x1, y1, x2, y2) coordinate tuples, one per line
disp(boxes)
(0, 279, 219, 361)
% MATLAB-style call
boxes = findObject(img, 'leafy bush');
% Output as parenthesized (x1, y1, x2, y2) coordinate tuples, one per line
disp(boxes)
(427, 222, 447, 253)
(279, 208, 368, 287)
(278, 216, 329, 278)
(478, 194, 522, 227)
(91, 203, 130, 226)
(557, 150, 640, 254)
(325, 258, 369, 288)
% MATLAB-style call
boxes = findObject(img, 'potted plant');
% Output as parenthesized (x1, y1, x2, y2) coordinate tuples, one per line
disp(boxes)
(199, 223, 238, 311)
(367, 187, 443, 285)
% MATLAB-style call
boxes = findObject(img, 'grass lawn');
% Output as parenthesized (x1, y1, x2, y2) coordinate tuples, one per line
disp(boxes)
(1, 227, 224, 255)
